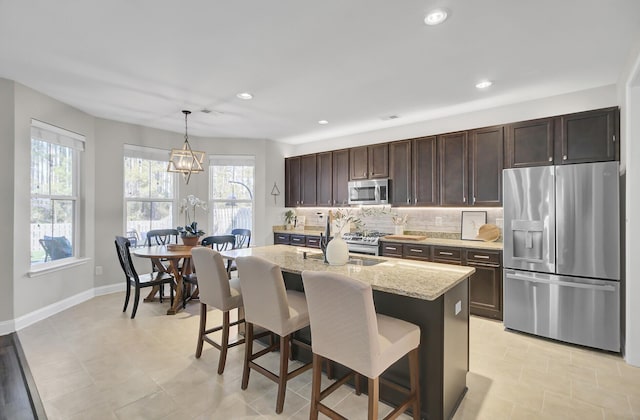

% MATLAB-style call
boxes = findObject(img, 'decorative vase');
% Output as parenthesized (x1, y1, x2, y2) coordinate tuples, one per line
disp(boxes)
(394, 225, 404, 235)
(326, 235, 349, 266)
(181, 236, 199, 246)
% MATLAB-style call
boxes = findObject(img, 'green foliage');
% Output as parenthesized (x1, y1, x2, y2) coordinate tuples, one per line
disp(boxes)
(177, 221, 205, 237)
(284, 209, 296, 224)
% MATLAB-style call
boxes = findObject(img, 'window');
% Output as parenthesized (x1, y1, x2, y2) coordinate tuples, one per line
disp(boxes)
(209, 155, 255, 236)
(124, 145, 176, 246)
(30, 120, 84, 265)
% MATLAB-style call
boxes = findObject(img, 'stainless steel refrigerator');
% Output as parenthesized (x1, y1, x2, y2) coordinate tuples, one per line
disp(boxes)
(503, 161, 620, 352)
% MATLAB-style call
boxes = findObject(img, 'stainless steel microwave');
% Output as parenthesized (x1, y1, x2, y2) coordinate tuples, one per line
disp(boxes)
(348, 179, 389, 205)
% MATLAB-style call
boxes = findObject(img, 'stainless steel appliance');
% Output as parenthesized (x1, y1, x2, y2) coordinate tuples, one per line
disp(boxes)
(348, 179, 389, 205)
(343, 231, 389, 255)
(503, 161, 620, 352)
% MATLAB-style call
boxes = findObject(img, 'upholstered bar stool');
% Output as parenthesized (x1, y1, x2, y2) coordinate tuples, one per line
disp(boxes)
(190, 247, 244, 374)
(301, 270, 421, 420)
(236, 255, 313, 414)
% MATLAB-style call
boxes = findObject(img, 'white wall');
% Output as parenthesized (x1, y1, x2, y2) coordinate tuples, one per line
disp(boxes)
(12, 82, 97, 318)
(292, 85, 618, 156)
(0, 79, 15, 328)
(93, 119, 290, 289)
(619, 39, 640, 366)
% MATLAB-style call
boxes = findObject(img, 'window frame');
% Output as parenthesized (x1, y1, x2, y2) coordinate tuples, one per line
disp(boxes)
(29, 119, 84, 267)
(123, 145, 178, 246)
(209, 155, 255, 236)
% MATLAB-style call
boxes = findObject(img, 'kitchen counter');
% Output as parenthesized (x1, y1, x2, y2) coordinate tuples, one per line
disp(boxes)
(380, 236, 503, 250)
(221, 244, 471, 419)
(221, 244, 474, 301)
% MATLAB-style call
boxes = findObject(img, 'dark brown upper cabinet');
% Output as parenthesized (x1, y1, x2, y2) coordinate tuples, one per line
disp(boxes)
(285, 155, 316, 207)
(390, 136, 438, 207)
(349, 144, 389, 180)
(469, 126, 504, 206)
(389, 140, 412, 206)
(413, 136, 438, 206)
(316, 152, 333, 207)
(438, 132, 468, 206)
(557, 107, 619, 164)
(506, 117, 554, 168)
(332, 149, 350, 206)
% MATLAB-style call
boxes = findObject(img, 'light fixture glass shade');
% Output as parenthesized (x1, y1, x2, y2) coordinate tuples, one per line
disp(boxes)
(167, 110, 205, 184)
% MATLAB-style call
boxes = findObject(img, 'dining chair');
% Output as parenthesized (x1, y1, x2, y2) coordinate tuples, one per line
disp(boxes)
(183, 235, 236, 307)
(191, 247, 245, 374)
(114, 236, 175, 319)
(145, 229, 179, 246)
(236, 255, 313, 414)
(301, 270, 421, 420)
(231, 228, 251, 248)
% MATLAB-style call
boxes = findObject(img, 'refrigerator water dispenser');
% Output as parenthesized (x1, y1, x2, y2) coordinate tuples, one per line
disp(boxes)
(511, 220, 544, 261)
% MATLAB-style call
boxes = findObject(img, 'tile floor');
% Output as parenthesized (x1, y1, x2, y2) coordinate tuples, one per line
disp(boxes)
(17, 292, 640, 420)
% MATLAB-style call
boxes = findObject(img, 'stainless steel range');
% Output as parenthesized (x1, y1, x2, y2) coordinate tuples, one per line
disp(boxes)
(342, 231, 389, 256)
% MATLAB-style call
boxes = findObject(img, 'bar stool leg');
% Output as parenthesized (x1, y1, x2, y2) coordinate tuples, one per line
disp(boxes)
(310, 353, 322, 420)
(195, 302, 207, 358)
(218, 311, 230, 374)
(409, 348, 421, 420)
(241, 323, 254, 390)
(276, 334, 290, 414)
(368, 377, 379, 420)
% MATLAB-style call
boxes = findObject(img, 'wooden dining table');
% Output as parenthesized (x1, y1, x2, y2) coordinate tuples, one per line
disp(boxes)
(131, 245, 196, 315)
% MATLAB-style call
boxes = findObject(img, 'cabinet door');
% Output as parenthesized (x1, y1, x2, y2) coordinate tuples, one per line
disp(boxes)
(389, 140, 412, 206)
(368, 143, 389, 179)
(350, 146, 369, 180)
(380, 242, 403, 257)
(274, 233, 291, 245)
(469, 126, 504, 206)
(300, 154, 317, 206)
(285, 157, 301, 207)
(468, 263, 502, 320)
(558, 107, 618, 164)
(506, 118, 554, 168)
(316, 152, 333, 207)
(332, 149, 350, 206)
(413, 136, 438, 206)
(438, 132, 468, 206)
(403, 244, 431, 261)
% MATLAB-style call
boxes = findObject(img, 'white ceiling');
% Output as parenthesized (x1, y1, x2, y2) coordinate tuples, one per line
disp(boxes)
(1, 1, 639, 144)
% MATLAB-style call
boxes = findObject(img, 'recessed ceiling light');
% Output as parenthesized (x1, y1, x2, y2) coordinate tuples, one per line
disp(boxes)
(236, 92, 253, 100)
(318, 120, 329, 125)
(424, 9, 448, 26)
(475, 80, 493, 89)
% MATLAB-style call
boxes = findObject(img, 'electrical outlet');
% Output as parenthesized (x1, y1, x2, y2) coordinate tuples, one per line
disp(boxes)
(435, 217, 443, 226)
(95, 266, 103, 275)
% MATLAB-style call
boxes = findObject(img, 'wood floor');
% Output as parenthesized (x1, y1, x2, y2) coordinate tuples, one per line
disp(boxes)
(0, 333, 46, 420)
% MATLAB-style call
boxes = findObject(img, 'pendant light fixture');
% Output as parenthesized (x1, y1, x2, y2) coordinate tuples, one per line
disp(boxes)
(167, 110, 205, 184)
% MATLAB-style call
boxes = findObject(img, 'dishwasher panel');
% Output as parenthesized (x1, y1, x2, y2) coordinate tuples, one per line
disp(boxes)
(504, 269, 620, 352)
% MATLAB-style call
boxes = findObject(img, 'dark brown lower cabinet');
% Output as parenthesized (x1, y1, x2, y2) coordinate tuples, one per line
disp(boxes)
(466, 249, 502, 320)
(274, 233, 291, 244)
(380, 241, 503, 320)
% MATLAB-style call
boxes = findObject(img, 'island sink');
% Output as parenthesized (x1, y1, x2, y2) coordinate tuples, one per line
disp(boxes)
(305, 252, 386, 266)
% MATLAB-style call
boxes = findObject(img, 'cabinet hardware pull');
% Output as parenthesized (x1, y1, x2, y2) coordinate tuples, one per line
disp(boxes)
(473, 255, 490, 259)
(409, 249, 423, 253)
(386, 247, 397, 251)
(468, 262, 499, 268)
(548, 157, 553, 161)
(414, 198, 417, 203)
(407, 198, 410, 204)
(439, 251, 453, 256)
(563, 155, 567, 160)
(613, 135, 616, 142)
(473, 196, 476, 204)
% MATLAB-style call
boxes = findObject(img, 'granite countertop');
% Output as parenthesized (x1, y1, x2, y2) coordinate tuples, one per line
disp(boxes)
(273, 228, 323, 235)
(221, 245, 475, 301)
(380, 236, 503, 251)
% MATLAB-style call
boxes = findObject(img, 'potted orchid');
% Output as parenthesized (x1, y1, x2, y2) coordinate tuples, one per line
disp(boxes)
(177, 195, 207, 245)
(390, 212, 408, 235)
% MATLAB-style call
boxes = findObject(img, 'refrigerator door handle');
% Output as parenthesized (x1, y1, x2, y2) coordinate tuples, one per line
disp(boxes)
(507, 273, 616, 292)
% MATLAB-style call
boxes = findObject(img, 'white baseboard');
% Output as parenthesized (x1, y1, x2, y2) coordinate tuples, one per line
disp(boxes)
(12, 283, 125, 332)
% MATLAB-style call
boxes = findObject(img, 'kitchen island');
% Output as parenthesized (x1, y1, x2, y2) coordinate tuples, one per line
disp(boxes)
(221, 245, 475, 420)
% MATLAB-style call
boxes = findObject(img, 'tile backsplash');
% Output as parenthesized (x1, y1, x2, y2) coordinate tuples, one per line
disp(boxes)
(286, 207, 503, 241)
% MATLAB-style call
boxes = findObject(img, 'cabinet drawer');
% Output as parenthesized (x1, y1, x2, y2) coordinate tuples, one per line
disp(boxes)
(432, 246, 462, 262)
(465, 249, 501, 265)
(381, 242, 403, 257)
(290, 235, 306, 245)
(305, 236, 321, 248)
(274, 233, 290, 244)
(403, 244, 431, 261)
